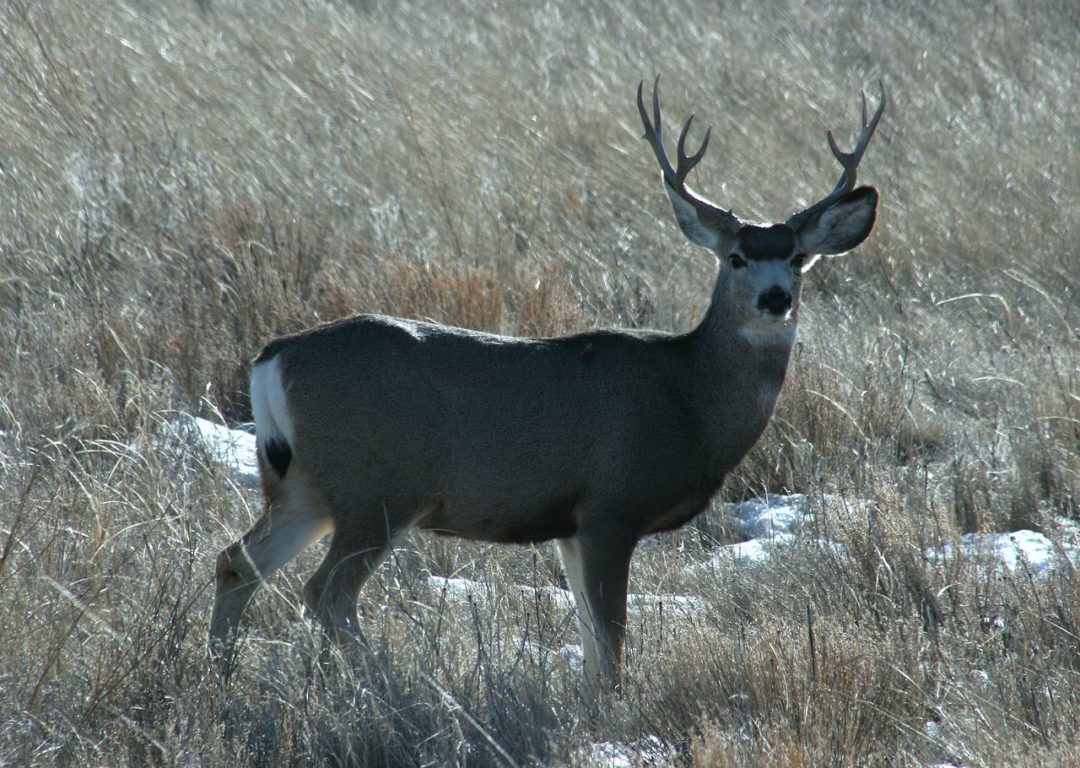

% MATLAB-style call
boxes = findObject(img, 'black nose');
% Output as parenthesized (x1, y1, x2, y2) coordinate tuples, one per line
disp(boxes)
(758, 286, 792, 316)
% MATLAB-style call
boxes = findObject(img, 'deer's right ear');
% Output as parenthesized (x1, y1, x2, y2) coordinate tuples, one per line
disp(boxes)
(664, 184, 722, 250)
(794, 186, 878, 256)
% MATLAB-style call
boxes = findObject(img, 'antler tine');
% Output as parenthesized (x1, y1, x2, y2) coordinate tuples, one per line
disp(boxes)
(826, 81, 886, 195)
(650, 74, 663, 140)
(677, 116, 711, 182)
(787, 81, 886, 229)
(637, 77, 675, 186)
(637, 76, 710, 191)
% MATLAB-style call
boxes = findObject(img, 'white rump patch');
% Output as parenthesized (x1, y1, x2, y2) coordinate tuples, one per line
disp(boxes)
(250, 354, 295, 449)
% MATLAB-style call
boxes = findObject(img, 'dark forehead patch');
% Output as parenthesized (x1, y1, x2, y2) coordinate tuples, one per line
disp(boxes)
(737, 224, 796, 261)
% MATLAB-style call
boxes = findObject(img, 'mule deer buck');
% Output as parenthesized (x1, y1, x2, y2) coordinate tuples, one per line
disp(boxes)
(210, 77, 885, 693)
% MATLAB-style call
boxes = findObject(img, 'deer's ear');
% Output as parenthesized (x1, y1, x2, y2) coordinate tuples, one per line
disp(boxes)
(665, 184, 720, 249)
(794, 186, 878, 256)
(664, 183, 743, 254)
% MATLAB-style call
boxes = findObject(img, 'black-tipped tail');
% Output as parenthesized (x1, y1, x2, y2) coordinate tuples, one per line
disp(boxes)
(264, 437, 292, 478)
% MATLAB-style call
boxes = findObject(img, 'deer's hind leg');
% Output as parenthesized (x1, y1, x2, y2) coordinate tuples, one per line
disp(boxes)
(210, 468, 333, 664)
(301, 497, 413, 645)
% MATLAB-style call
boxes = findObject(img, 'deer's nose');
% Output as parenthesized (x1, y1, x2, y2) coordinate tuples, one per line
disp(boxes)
(758, 286, 792, 316)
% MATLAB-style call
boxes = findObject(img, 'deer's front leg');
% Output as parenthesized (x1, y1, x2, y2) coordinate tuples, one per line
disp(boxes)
(558, 529, 636, 694)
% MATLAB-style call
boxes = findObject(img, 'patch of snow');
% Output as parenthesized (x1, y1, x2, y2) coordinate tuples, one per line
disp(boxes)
(158, 416, 259, 487)
(577, 736, 674, 768)
(427, 575, 574, 613)
(557, 643, 584, 666)
(186, 416, 260, 487)
(729, 532, 796, 563)
(728, 494, 809, 539)
(427, 575, 706, 621)
(926, 530, 1073, 578)
(995, 530, 1057, 574)
(627, 592, 707, 621)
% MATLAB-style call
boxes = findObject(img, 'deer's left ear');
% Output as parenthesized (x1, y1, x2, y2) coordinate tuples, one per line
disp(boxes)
(794, 186, 878, 256)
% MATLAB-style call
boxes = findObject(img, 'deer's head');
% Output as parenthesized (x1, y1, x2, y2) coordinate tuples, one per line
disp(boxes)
(638, 77, 884, 335)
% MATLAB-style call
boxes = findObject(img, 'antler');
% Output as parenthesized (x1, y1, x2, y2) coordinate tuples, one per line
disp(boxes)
(786, 82, 886, 230)
(637, 75, 712, 194)
(637, 76, 741, 244)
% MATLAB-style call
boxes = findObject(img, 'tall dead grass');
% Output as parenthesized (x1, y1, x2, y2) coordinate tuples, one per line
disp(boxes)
(1, 0, 1077, 765)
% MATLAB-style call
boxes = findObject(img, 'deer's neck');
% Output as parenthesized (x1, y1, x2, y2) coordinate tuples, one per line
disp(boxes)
(688, 287, 797, 477)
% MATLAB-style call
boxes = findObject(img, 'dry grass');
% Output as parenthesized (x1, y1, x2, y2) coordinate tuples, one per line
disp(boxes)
(1, 0, 1077, 765)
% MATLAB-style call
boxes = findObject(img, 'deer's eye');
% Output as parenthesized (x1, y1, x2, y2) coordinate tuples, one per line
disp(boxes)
(728, 254, 748, 269)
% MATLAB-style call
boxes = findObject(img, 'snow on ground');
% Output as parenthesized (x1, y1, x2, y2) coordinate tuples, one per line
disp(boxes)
(926, 529, 1076, 578)
(726, 494, 810, 539)
(574, 736, 674, 768)
(178, 416, 260, 487)
(427, 575, 706, 621)
(428, 575, 574, 613)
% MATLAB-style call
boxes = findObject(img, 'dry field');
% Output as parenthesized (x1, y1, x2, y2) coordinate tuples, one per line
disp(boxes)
(1, 0, 1077, 765)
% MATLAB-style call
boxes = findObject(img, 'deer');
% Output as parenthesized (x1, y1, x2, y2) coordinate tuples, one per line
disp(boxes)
(210, 76, 885, 695)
